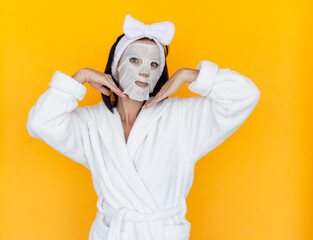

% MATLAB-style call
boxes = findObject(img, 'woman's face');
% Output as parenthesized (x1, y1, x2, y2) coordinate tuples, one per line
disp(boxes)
(116, 40, 161, 101)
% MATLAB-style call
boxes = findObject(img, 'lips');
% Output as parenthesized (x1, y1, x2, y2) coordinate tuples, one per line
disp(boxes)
(135, 80, 149, 88)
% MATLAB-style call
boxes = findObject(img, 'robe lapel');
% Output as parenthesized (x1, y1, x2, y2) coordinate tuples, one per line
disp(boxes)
(97, 97, 180, 240)
(99, 97, 173, 213)
(125, 97, 173, 160)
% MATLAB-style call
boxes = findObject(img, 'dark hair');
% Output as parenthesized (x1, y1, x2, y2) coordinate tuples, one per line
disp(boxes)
(101, 33, 170, 114)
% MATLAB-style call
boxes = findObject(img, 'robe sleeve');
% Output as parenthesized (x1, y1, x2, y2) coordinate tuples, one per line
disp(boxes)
(173, 60, 261, 165)
(26, 70, 90, 169)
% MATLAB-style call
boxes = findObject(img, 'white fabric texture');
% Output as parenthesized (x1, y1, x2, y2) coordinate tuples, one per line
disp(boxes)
(26, 60, 261, 240)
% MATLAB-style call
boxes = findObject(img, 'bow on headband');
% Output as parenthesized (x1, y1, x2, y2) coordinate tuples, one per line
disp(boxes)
(123, 14, 175, 46)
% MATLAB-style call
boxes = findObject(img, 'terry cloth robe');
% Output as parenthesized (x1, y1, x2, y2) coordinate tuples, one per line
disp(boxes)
(26, 60, 261, 240)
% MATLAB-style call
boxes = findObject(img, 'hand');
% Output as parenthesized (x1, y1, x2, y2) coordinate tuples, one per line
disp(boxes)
(144, 68, 199, 109)
(72, 68, 129, 99)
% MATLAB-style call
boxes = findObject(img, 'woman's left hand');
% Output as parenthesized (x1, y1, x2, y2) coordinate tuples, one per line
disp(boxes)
(144, 68, 199, 109)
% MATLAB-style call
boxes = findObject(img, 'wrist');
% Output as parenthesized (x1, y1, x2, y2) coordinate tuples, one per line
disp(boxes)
(72, 69, 87, 84)
(181, 68, 200, 84)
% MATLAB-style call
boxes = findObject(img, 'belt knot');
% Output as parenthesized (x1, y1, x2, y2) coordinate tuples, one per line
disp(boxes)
(96, 196, 187, 240)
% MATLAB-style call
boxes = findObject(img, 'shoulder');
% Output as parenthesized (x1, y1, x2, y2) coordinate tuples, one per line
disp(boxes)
(73, 101, 104, 124)
(165, 96, 205, 111)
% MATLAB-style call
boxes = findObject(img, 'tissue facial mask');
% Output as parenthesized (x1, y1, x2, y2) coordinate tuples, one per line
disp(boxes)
(116, 42, 161, 101)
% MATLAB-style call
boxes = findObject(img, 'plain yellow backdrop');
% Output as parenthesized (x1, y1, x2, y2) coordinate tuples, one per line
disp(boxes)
(0, 0, 312, 239)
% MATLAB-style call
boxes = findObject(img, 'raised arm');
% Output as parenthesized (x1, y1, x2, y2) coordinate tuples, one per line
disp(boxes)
(26, 70, 91, 169)
(172, 60, 261, 164)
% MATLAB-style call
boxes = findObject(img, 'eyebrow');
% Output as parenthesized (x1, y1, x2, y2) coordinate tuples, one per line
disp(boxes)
(129, 53, 140, 57)
(129, 54, 160, 62)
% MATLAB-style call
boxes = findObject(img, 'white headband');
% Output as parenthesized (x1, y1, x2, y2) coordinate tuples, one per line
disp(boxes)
(111, 14, 175, 82)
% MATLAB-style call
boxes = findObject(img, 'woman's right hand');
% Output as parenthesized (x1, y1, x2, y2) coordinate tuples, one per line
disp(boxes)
(72, 68, 129, 99)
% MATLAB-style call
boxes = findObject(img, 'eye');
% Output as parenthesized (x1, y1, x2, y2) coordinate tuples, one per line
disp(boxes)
(151, 62, 159, 68)
(130, 57, 139, 63)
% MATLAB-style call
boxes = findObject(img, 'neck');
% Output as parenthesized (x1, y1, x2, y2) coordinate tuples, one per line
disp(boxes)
(116, 96, 146, 124)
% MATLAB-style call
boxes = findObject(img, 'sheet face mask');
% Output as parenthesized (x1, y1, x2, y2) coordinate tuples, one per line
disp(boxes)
(116, 42, 161, 101)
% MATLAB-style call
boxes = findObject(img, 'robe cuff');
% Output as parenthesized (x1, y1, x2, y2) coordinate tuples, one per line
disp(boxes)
(187, 60, 219, 97)
(48, 70, 87, 101)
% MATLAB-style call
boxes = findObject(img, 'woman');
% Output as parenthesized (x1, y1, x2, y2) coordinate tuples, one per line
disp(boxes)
(26, 14, 260, 240)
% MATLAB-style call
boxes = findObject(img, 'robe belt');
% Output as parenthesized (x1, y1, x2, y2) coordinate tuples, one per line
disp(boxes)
(96, 196, 187, 240)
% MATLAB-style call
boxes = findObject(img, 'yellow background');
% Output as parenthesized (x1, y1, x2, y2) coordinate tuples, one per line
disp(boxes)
(1, 0, 312, 239)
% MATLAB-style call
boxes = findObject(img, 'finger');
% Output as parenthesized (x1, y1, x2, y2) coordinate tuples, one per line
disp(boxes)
(144, 77, 179, 108)
(150, 89, 167, 103)
(103, 75, 122, 94)
(146, 83, 172, 108)
(102, 75, 128, 99)
(98, 86, 111, 96)
(145, 94, 164, 108)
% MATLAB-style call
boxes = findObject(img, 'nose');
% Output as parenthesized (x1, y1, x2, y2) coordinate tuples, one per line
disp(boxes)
(139, 72, 149, 78)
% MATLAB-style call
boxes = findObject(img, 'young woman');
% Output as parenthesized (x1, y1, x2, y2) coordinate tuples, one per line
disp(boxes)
(27, 14, 260, 240)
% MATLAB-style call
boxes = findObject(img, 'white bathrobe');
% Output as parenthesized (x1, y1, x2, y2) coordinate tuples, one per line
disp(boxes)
(26, 60, 260, 240)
